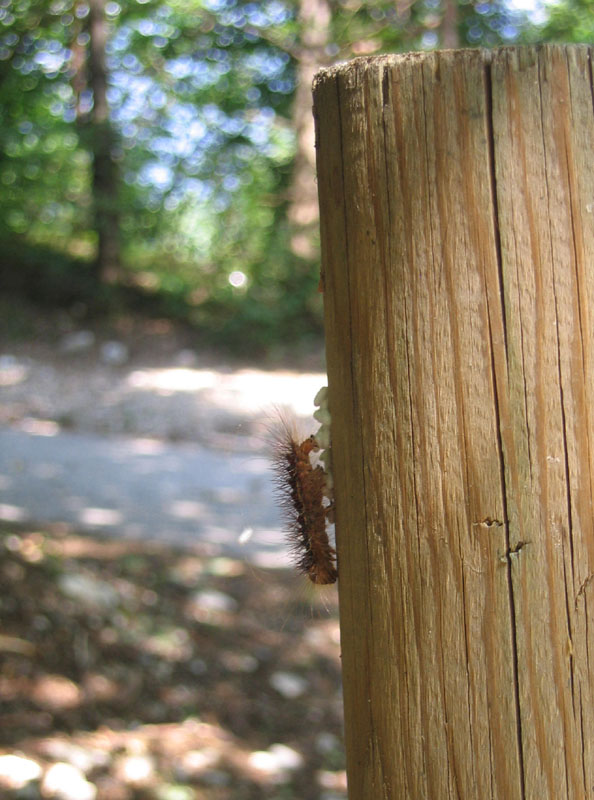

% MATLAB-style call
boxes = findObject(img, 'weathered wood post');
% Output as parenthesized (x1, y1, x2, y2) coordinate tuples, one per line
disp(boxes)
(313, 45, 594, 799)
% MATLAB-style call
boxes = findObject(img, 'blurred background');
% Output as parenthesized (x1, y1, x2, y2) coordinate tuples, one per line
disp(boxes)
(0, 0, 589, 354)
(0, 0, 591, 798)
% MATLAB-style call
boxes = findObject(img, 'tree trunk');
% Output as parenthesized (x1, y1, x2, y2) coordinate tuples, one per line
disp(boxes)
(287, 0, 331, 260)
(440, 0, 459, 48)
(87, 0, 120, 282)
(70, 3, 87, 121)
(314, 45, 594, 799)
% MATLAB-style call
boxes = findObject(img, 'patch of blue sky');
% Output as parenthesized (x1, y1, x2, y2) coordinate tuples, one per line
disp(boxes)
(185, 178, 213, 202)
(218, 7, 248, 27)
(506, 0, 546, 23)
(138, 161, 173, 190)
(148, 136, 183, 159)
(267, 78, 292, 93)
(121, 53, 142, 73)
(233, 142, 257, 162)
(242, 1, 278, 27)
(161, 56, 230, 89)
(218, 27, 251, 46)
(159, 115, 209, 155)
(199, 103, 228, 125)
(196, 106, 245, 137)
(109, 73, 155, 114)
(106, 85, 123, 106)
(148, 129, 220, 164)
(136, 17, 156, 36)
(166, 101, 197, 126)
(490, 13, 517, 35)
(203, 0, 293, 27)
(8, 0, 291, 196)
(120, 122, 138, 140)
(33, 43, 70, 75)
(244, 116, 277, 149)
(153, 126, 221, 162)
(164, 55, 194, 80)
(222, 173, 241, 191)
(148, 88, 168, 109)
(133, 126, 153, 143)
(37, 38, 65, 55)
(107, 25, 132, 53)
(204, 0, 236, 13)
(262, 0, 293, 25)
(501, 24, 519, 37)
(251, 105, 275, 122)
(131, 107, 282, 198)
(218, 0, 292, 27)
(56, 83, 73, 101)
(183, 153, 213, 176)
(243, 49, 289, 79)
(205, 46, 232, 63)
(134, 17, 177, 39)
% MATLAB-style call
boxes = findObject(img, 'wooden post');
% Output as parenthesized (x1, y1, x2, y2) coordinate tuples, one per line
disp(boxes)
(313, 45, 594, 799)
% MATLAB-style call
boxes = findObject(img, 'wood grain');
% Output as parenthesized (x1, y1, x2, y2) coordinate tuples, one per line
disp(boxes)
(313, 45, 594, 799)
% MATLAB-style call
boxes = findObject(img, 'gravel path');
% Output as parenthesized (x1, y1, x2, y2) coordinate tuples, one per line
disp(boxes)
(0, 330, 327, 564)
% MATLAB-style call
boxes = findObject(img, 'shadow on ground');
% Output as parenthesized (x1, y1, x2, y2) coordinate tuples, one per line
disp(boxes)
(0, 526, 345, 800)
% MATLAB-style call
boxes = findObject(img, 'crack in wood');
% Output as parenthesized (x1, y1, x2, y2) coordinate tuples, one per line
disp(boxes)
(575, 572, 594, 608)
(499, 540, 530, 564)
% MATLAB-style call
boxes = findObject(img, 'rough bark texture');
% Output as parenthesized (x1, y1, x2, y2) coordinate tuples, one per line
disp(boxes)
(313, 45, 594, 799)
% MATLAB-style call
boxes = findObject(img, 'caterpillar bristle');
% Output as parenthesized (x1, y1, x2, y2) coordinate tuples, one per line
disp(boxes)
(269, 415, 337, 586)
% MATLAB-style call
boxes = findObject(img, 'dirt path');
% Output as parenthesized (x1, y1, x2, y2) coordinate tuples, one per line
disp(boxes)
(0, 325, 327, 561)
(0, 322, 345, 800)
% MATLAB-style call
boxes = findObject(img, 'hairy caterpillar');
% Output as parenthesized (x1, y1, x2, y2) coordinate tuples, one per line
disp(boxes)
(271, 388, 337, 585)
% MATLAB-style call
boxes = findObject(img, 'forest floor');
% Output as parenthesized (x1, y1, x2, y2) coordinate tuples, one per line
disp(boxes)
(0, 314, 345, 800)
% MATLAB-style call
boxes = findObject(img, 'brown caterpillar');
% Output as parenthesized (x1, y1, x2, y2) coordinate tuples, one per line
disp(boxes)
(271, 418, 337, 585)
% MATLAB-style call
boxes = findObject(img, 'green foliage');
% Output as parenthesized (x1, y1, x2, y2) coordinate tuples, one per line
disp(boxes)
(534, 0, 594, 43)
(0, 0, 587, 354)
